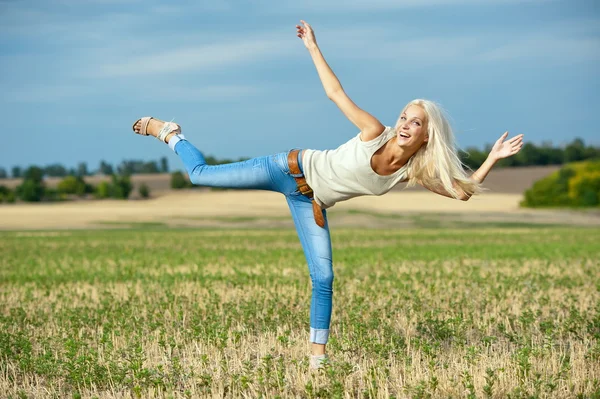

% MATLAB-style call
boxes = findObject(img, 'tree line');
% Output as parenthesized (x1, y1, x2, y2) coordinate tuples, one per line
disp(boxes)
(0, 165, 146, 203)
(459, 137, 599, 170)
(0, 155, 249, 203)
(0, 158, 170, 179)
(1, 138, 598, 179)
(0, 155, 250, 179)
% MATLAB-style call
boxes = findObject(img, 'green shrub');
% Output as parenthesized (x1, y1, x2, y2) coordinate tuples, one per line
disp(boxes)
(110, 175, 132, 199)
(95, 181, 112, 199)
(0, 185, 11, 203)
(44, 188, 61, 201)
(57, 176, 87, 196)
(521, 160, 600, 208)
(93, 176, 132, 200)
(171, 171, 191, 189)
(138, 183, 150, 199)
(5, 190, 15, 203)
(569, 170, 600, 207)
(17, 179, 45, 202)
(23, 166, 44, 183)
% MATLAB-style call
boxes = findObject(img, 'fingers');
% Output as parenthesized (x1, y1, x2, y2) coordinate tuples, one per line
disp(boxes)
(512, 144, 523, 154)
(508, 133, 524, 144)
(299, 20, 312, 34)
(496, 131, 508, 144)
(511, 137, 524, 154)
(296, 20, 315, 43)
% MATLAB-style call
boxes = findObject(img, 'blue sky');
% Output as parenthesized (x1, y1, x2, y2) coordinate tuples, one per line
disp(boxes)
(0, 0, 598, 172)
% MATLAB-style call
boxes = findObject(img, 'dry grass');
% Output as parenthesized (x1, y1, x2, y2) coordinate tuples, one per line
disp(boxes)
(1, 191, 598, 231)
(1, 228, 599, 398)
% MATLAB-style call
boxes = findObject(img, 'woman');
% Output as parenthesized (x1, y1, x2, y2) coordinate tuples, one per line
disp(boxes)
(132, 20, 524, 369)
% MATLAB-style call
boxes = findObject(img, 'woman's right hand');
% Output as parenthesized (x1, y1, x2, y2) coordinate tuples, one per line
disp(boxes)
(296, 20, 317, 49)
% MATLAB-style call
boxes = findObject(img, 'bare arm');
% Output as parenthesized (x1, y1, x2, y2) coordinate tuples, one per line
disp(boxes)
(297, 21, 385, 141)
(420, 132, 525, 200)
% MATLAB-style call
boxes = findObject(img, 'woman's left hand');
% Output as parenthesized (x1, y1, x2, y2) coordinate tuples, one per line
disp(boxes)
(489, 131, 524, 161)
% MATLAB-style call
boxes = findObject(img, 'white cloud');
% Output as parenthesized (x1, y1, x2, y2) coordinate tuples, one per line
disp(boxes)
(6, 84, 97, 103)
(92, 37, 295, 77)
(255, 0, 555, 12)
(148, 84, 262, 102)
(479, 36, 600, 63)
(1, 81, 261, 104)
(317, 24, 599, 67)
(322, 31, 481, 65)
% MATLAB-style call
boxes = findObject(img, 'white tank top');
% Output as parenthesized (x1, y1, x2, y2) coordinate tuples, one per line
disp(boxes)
(303, 126, 409, 209)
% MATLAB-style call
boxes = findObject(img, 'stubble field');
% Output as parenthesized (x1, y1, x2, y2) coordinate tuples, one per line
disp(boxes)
(1, 225, 599, 398)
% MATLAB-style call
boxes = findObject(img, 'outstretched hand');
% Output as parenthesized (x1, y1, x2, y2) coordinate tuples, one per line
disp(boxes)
(489, 132, 524, 161)
(296, 20, 317, 49)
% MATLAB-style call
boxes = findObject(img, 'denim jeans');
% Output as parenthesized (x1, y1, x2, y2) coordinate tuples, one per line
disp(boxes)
(174, 139, 333, 344)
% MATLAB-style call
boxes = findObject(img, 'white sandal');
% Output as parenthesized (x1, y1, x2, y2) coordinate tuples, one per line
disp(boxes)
(132, 117, 181, 143)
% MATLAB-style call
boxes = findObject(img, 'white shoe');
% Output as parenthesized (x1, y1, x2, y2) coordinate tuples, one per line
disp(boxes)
(310, 354, 329, 370)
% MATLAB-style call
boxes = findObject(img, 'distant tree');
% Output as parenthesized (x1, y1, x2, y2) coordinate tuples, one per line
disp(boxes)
(564, 138, 586, 163)
(6, 191, 16, 203)
(537, 143, 563, 165)
(142, 161, 160, 174)
(77, 162, 89, 177)
(17, 180, 45, 202)
(0, 168, 7, 179)
(0, 186, 16, 203)
(171, 171, 191, 189)
(111, 175, 133, 199)
(57, 176, 89, 196)
(44, 163, 68, 177)
(204, 155, 219, 165)
(583, 144, 600, 160)
(99, 160, 114, 175)
(11, 166, 22, 178)
(138, 183, 151, 199)
(15, 166, 45, 202)
(95, 181, 112, 199)
(117, 161, 133, 175)
(117, 160, 162, 175)
(160, 157, 169, 173)
(460, 147, 488, 170)
(521, 143, 544, 166)
(23, 166, 44, 183)
(0, 185, 10, 203)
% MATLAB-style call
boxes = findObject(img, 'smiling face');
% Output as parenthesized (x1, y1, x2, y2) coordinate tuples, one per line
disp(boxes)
(396, 104, 429, 149)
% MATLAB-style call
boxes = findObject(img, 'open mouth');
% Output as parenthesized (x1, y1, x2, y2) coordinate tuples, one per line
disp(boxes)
(399, 132, 410, 138)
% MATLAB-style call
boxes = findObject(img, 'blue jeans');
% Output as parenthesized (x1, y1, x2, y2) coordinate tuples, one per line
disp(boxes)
(174, 139, 333, 344)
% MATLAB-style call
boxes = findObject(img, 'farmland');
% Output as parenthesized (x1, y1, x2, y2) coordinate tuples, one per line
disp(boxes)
(1, 225, 599, 398)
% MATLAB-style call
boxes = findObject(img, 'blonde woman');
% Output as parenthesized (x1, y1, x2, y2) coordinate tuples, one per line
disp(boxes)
(132, 20, 524, 369)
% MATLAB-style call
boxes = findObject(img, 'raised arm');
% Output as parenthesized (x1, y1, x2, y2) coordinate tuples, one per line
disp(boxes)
(296, 20, 385, 141)
(420, 132, 524, 200)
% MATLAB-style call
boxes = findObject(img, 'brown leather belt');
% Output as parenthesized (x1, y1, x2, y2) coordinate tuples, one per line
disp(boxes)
(287, 149, 325, 228)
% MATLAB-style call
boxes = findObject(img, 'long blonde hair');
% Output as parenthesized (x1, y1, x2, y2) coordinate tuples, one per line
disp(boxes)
(397, 99, 481, 198)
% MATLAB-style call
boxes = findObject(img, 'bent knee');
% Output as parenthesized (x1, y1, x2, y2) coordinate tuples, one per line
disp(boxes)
(188, 164, 207, 185)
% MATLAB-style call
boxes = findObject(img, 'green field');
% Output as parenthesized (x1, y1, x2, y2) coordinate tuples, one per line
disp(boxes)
(1, 227, 599, 398)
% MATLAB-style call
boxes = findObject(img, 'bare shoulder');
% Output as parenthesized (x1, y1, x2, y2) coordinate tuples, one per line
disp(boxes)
(359, 124, 387, 142)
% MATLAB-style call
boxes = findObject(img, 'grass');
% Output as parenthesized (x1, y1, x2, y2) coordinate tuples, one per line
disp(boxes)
(0, 227, 599, 398)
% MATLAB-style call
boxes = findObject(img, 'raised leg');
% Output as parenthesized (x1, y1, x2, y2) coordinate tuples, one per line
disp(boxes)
(173, 139, 297, 193)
